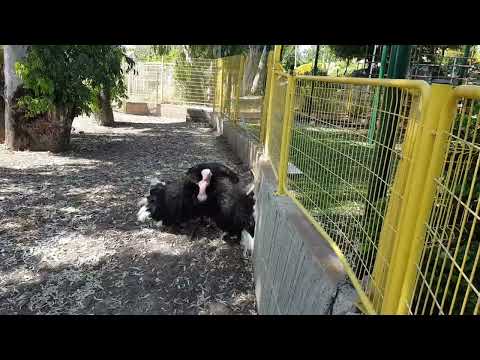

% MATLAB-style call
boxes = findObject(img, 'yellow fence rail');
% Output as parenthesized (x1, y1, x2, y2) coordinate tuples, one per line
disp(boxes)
(214, 46, 480, 314)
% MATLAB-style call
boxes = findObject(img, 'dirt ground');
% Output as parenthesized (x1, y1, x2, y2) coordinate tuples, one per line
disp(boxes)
(0, 112, 257, 315)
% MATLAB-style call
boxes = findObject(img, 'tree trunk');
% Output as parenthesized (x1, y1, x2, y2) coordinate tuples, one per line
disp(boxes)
(4, 45, 74, 153)
(94, 88, 115, 127)
(0, 99, 4, 144)
(5, 45, 28, 149)
(250, 46, 268, 95)
(0, 49, 4, 143)
(344, 58, 351, 75)
(241, 45, 264, 96)
(182, 45, 192, 64)
(213, 45, 222, 58)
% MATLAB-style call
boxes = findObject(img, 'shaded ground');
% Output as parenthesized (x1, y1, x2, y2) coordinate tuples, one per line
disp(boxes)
(0, 112, 256, 315)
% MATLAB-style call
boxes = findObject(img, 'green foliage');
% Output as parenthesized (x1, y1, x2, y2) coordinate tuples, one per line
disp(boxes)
(412, 45, 464, 64)
(189, 45, 243, 59)
(281, 46, 314, 72)
(294, 62, 313, 75)
(329, 45, 369, 61)
(294, 46, 373, 77)
(294, 62, 327, 76)
(15, 45, 135, 118)
(151, 45, 248, 61)
(280, 46, 296, 71)
(132, 45, 163, 62)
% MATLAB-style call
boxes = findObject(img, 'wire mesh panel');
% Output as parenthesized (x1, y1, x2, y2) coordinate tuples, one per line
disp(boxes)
(284, 77, 425, 312)
(171, 59, 217, 106)
(238, 52, 272, 142)
(267, 72, 289, 177)
(127, 62, 161, 103)
(126, 59, 217, 107)
(408, 90, 480, 315)
(216, 55, 243, 123)
(408, 46, 480, 85)
(259, 52, 274, 144)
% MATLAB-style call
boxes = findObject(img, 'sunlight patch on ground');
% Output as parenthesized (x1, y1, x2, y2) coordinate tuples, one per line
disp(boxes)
(0, 267, 41, 288)
(29, 233, 117, 268)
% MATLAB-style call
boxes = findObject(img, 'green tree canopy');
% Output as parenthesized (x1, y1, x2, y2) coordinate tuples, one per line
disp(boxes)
(150, 45, 247, 60)
(15, 45, 135, 118)
(329, 45, 369, 61)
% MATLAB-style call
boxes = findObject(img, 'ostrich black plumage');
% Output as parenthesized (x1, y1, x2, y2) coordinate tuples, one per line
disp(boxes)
(137, 162, 255, 245)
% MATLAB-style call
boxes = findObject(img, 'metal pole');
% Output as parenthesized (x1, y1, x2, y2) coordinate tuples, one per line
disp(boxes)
(387, 45, 398, 79)
(368, 45, 411, 203)
(393, 45, 412, 78)
(369, 45, 378, 79)
(368, 45, 389, 143)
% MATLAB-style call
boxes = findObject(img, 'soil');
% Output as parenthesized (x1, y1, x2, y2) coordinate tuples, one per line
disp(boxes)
(0, 112, 257, 315)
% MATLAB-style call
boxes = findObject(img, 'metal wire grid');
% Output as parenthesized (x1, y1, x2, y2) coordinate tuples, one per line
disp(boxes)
(267, 72, 288, 177)
(238, 53, 273, 142)
(408, 96, 480, 315)
(258, 52, 274, 144)
(126, 59, 217, 107)
(408, 47, 480, 85)
(285, 77, 423, 311)
(218, 56, 243, 123)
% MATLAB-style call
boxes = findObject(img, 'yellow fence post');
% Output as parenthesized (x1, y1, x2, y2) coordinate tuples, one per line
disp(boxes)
(277, 76, 296, 195)
(368, 90, 428, 312)
(264, 46, 283, 157)
(381, 84, 454, 314)
(273, 45, 282, 63)
(395, 84, 457, 314)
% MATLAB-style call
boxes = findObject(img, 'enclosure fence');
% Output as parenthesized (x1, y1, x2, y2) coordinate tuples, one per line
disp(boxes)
(126, 58, 217, 108)
(213, 55, 244, 123)
(405, 86, 480, 315)
(214, 54, 270, 141)
(214, 46, 480, 315)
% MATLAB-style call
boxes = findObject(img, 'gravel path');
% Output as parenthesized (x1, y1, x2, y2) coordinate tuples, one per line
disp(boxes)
(0, 112, 256, 315)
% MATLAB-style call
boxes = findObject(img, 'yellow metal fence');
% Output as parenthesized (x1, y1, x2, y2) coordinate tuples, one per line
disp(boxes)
(214, 55, 244, 123)
(214, 46, 480, 314)
(405, 86, 480, 315)
(285, 77, 428, 314)
(214, 52, 273, 142)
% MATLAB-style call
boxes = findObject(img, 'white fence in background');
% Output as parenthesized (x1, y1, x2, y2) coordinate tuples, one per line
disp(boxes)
(126, 59, 217, 108)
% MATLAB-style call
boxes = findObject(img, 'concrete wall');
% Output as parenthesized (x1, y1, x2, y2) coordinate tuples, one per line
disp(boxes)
(124, 103, 213, 123)
(253, 159, 359, 314)
(209, 116, 262, 175)
(213, 116, 360, 315)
